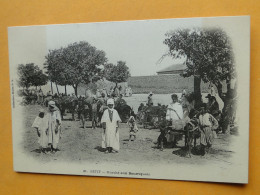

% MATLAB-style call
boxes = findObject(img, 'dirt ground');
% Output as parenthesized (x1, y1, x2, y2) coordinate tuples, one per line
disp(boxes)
(22, 104, 236, 167)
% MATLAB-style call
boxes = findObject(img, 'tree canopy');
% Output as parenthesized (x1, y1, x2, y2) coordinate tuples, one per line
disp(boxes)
(164, 27, 236, 133)
(164, 28, 235, 99)
(104, 61, 131, 86)
(44, 41, 107, 96)
(44, 48, 68, 86)
(17, 63, 48, 89)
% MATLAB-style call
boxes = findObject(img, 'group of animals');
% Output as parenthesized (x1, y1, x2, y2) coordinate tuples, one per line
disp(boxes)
(51, 96, 132, 127)
(26, 92, 219, 157)
(156, 113, 201, 157)
(135, 101, 203, 156)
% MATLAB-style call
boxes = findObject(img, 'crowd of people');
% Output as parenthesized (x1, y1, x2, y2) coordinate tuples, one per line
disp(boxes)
(95, 86, 132, 99)
(30, 85, 132, 154)
(136, 90, 223, 155)
(30, 85, 227, 156)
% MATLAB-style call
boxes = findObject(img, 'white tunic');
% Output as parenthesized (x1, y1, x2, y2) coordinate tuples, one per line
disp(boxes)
(166, 102, 184, 120)
(199, 113, 218, 129)
(32, 109, 62, 149)
(46, 110, 62, 149)
(32, 116, 49, 148)
(209, 86, 224, 112)
(101, 109, 121, 151)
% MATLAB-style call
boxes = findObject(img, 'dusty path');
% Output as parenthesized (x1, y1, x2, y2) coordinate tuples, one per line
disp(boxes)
(23, 105, 236, 168)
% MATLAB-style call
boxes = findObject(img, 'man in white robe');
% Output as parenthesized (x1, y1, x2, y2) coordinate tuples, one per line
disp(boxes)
(165, 94, 184, 146)
(166, 94, 184, 121)
(101, 98, 121, 153)
(32, 101, 62, 153)
(125, 87, 130, 97)
(46, 101, 62, 152)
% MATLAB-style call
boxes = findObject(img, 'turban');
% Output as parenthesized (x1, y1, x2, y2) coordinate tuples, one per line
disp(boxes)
(48, 101, 56, 106)
(107, 98, 114, 105)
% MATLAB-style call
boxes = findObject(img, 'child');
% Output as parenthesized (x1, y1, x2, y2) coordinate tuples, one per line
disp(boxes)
(127, 111, 138, 142)
(32, 109, 48, 153)
(198, 103, 219, 155)
(157, 120, 170, 151)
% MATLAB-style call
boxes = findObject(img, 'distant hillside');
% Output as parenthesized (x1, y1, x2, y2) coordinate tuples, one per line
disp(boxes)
(128, 75, 210, 94)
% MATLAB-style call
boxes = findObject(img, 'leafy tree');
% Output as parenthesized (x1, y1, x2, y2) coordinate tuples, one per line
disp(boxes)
(164, 28, 235, 133)
(32, 69, 48, 89)
(164, 28, 234, 101)
(45, 42, 107, 96)
(44, 48, 68, 95)
(17, 63, 48, 90)
(104, 61, 131, 87)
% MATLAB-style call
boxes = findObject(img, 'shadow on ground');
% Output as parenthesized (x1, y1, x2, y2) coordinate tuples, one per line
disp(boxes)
(94, 146, 106, 152)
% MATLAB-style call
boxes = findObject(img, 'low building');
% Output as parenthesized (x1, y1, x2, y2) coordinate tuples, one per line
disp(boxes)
(156, 63, 187, 75)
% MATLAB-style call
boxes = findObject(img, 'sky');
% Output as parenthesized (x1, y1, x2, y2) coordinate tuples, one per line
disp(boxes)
(8, 16, 250, 95)
(8, 18, 203, 77)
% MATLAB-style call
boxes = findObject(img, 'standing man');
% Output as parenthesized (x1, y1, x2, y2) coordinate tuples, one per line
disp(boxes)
(198, 103, 219, 155)
(102, 88, 107, 98)
(125, 87, 129, 97)
(91, 97, 98, 129)
(119, 86, 123, 97)
(109, 86, 114, 97)
(101, 98, 121, 153)
(165, 94, 184, 147)
(115, 94, 126, 107)
(46, 101, 62, 153)
(114, 86, 120, 97)
(39, 89, 44, 105)
(96, 89, 101, 98)
(147, 92, 154, 106)
(129, 87, 132, 96)
(47, 91, 52, 97)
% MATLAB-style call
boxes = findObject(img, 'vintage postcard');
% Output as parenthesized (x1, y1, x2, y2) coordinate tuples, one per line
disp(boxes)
(8, 16, 250, 183)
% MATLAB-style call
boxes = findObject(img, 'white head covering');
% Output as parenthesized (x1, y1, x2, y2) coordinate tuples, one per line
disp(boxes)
(48, 100, 55, 106)
(107, 98, 114, 111)
(107, 98, 114, 105)
(48, 100, 58, 111)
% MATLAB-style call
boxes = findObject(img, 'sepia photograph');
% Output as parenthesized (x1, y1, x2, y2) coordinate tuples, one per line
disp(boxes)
(8, 16, 250, 183)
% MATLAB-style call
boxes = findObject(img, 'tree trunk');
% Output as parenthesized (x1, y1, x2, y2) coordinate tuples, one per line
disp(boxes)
(55, 83, 60, 95)
(73, 84, 78, 97)
(194, 75, 202, 109)
(65, 85, 67, 95)
(221, 83, 232, 134)
(51, 82, 53, 94)
(216, 82, 223, 99)
(75, 87, 78, 97)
